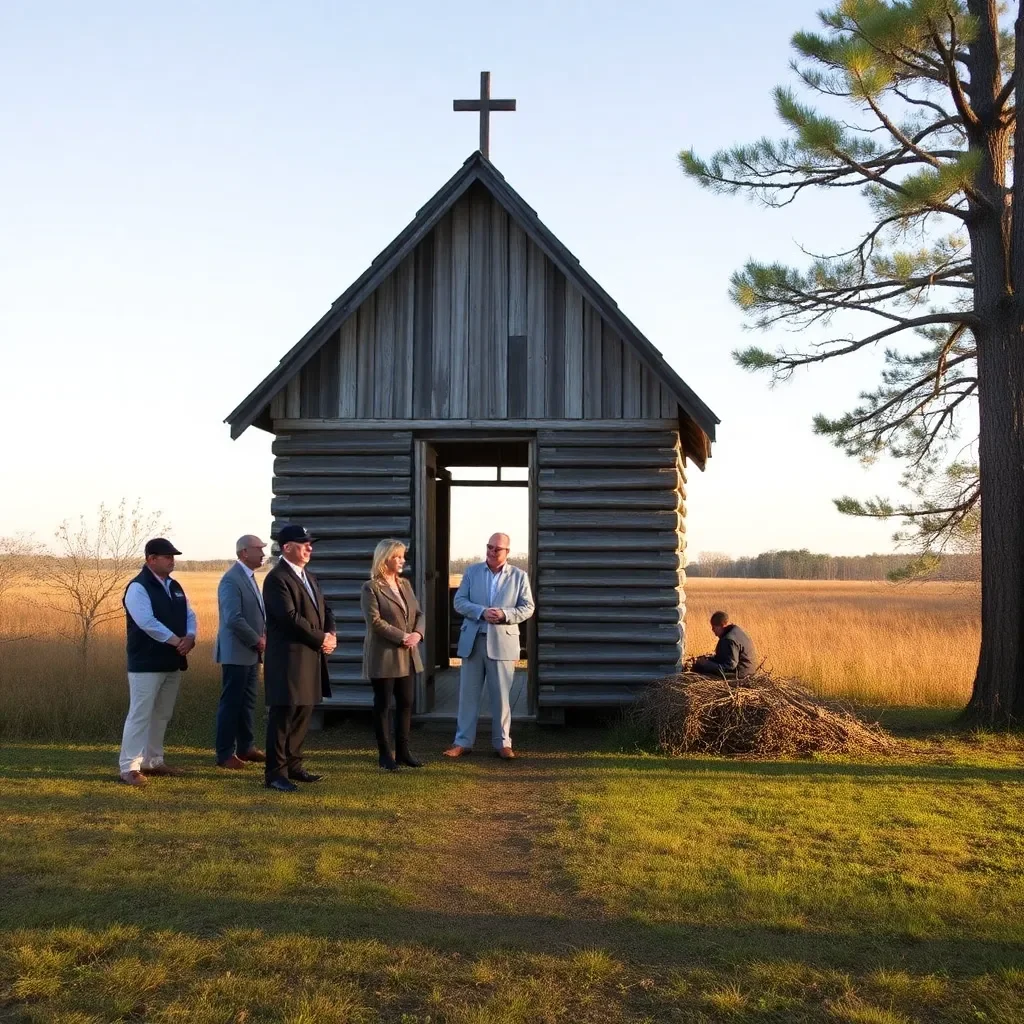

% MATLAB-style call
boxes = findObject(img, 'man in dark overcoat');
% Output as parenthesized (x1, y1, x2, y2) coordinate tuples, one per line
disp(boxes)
(262, 524, 336, 792)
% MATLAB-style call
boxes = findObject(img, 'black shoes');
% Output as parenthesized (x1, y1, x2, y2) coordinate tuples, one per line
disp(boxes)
(289, 769, 323, 783)
(378, 755, 400, 771)
(397, 753, 423, 768)
(265, 777, 298, 793)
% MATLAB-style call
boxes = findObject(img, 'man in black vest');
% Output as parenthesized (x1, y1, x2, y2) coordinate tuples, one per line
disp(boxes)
(692, 611, 758, 680)
(262, 524, 336, 792)
(119, 538, 197, 786)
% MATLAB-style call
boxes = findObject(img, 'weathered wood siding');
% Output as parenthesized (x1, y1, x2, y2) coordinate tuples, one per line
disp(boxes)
(270, 429, 414, 706)
(535, 429, 686, 703)
(268, 182, 680, 424)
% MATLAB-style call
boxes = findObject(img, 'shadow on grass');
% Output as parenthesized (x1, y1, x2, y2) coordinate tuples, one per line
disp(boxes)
(4, 734, 1023, 992)
(4, 869, 1021, 982)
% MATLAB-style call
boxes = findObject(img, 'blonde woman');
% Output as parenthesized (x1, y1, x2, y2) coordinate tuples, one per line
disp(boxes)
(360, 539, 426, 770)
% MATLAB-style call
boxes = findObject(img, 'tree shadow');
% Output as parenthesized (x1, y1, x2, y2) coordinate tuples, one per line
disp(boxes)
(3, 875, 1020, 981)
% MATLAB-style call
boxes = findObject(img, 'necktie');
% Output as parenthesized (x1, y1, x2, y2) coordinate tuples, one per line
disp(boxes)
(249, 571, 265, 614)
(299, 570, 315, 601)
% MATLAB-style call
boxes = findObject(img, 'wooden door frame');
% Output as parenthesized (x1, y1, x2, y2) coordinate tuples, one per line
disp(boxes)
(414, 430, 538, 716)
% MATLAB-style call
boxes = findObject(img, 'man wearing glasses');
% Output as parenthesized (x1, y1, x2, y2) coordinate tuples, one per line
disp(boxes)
(444, 532, 535, 759)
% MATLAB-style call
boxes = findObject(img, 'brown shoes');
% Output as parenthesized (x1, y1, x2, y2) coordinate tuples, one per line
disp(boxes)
(143, 764, 187, 777)
(238, 748, 266, 763)
(217, 755, 247, 770)
(443, 745, 473, 758)
(119, 770, 148, 787)
(497, 747, 516, 759)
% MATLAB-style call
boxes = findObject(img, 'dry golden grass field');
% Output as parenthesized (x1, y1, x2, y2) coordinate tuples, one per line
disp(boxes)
(0, 571, 980, 740)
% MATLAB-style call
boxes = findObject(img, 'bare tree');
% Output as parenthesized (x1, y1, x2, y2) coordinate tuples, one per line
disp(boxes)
(37, 500, 167, 665)
(0, 533, 43, 644)
(697, 551, 734, 579)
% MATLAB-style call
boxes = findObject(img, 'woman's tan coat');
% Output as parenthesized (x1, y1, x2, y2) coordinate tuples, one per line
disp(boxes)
(360, 576, 426, 680)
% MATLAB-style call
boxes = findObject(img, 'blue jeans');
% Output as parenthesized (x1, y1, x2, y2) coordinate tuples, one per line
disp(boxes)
(215, 663, 259, 762)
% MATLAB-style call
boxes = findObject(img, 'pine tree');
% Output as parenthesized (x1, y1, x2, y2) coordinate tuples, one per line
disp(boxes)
(683, 0, 1021, 725)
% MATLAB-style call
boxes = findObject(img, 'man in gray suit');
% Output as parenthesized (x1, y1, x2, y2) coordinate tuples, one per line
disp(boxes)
(214, 535, 268, 769)
(444, 532, 535, 759)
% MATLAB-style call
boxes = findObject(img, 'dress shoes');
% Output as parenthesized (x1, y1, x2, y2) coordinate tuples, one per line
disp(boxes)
(396, 753, 423, 768)
(144, 764, 187, 777)
(496, 747, 516, 759)
(378, 755, 400, 771)
(118, 770, 148, 787)
(238, 748, 266, 763)
(265, 777, 298, 793)
(442, 745, 472, 758)
(217, 755, 247, 770)
(288, 769, 323, 783)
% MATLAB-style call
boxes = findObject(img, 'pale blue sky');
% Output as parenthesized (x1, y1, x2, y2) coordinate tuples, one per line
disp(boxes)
(1, 0, 918, 560)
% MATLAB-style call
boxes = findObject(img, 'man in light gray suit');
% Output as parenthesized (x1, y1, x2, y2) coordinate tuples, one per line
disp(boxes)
(444, 532, 535, 759)
(214, 535, 268, 769)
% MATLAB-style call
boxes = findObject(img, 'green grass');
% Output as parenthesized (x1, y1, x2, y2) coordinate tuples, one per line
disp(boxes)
(2, 719, 1024, 1022)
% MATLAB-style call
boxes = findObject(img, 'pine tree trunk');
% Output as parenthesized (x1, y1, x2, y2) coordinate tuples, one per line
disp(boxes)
(961, 0, 1022, 727)
(966, 305, 1024, 726)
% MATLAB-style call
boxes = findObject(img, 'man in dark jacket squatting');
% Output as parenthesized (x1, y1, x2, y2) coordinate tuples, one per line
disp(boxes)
(692, 611, 758, 679)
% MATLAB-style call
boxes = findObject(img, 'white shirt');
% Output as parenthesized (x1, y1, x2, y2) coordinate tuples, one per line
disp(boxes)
(124, 569, 198, 643)
(488, 564, 507, 605)
(238, 560, 264, 614)
(282, 557, 315, 598)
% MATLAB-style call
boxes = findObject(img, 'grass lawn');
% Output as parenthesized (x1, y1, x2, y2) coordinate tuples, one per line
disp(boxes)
(2, 715, 1024, 1023)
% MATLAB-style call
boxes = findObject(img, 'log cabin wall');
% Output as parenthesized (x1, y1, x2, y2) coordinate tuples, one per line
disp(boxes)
(535, 428, 686, 707)
(271, 429, 415, 706)
(268, 183, 680, 426)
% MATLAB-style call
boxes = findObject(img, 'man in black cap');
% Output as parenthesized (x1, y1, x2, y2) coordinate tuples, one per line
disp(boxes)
(119, 538, 196, 786)
(262, 524, 336, 792)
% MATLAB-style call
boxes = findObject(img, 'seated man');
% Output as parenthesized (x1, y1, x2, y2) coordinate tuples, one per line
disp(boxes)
(691, 611, 758, 679)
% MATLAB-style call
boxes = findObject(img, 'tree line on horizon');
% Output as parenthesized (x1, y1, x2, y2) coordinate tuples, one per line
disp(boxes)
(688, 549, 980, 583)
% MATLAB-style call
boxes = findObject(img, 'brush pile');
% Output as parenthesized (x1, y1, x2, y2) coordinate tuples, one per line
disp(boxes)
(630, 669, 895, 757)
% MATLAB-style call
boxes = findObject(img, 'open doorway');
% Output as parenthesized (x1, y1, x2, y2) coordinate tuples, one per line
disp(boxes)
(414, 437, 534, 718)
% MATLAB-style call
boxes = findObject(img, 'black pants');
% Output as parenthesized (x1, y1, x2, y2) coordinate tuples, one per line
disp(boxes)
(370, 675, 414, 759)
(265, 704, 313, 782)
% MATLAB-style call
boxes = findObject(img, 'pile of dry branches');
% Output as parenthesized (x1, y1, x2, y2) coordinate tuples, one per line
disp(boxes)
(630, 670, 895, 757)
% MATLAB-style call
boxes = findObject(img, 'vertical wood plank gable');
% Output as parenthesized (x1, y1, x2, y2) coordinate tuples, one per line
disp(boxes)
(545, 258, 565, 417)
(582, 302, 603, 418)
(467, 187, 491, 418)
(601, 323, 623, 418)
(526, 239, 546, 417)
(563, 282, 584, 418)
(271, 388, 285, 420)
(490, 200, 508, 418)
(373, 275, 396, 417)
(507, 335, 528, 417)
(449, 199, 470, 417)
(641, 364, 660, 418)
(413, 231, 435, 417)
(508, 221, 527, 336)
(355, 294, 376, 418)
(622, 334, 643, 417)
(429, 215, 449, 417)
(393, 256, 415, 417)
(286, 377, 301, 419)
(338, 316, 358, 417)
(319, 329, 341, 417)
(660, 382, 677, 419)
(299, 349, 319, 416)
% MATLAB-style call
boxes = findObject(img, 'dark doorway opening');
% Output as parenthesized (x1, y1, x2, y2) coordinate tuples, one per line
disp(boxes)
(414, 437, 534, 718)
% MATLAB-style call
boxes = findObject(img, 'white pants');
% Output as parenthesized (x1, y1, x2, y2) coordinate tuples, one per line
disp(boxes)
(119, 670, 181, 773)
(453, 635, 515, 750)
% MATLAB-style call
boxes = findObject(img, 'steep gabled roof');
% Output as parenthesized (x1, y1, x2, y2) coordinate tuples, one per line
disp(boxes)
(226, 151, 720, 447)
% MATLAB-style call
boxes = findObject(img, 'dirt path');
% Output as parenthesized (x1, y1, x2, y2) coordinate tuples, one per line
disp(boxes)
(410, 752, 603, 931)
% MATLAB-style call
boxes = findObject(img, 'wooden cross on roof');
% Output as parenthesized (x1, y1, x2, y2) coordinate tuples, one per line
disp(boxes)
(453, 71, 516, 160)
